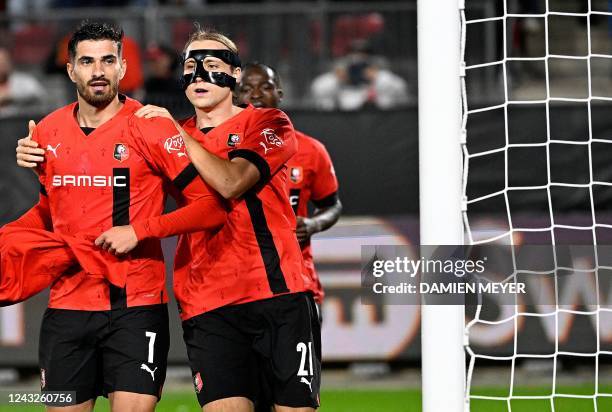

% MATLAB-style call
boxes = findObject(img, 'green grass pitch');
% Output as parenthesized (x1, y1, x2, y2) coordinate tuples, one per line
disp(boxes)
(0, 386, 609, 411)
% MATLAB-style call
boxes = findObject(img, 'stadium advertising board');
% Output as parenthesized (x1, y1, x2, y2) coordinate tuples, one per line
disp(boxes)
(1, 216, 609, 364)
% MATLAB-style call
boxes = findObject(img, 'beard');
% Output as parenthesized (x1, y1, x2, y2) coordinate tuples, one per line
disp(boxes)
(76, 77, 119, 108)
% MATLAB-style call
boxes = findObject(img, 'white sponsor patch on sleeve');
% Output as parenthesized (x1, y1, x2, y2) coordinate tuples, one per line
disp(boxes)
(164, 134, 187, 157)
(259, 128, 283, 155)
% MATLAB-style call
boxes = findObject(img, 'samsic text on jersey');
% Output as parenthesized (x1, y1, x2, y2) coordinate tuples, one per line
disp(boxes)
(175, 105, 307, 319)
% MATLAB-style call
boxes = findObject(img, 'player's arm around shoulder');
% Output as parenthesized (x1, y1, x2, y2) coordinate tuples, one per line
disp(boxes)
(95, 114, 227, 255)
(221, 108, 298, 198)
(172, 126, 262, 201)
(127, 113, 181, 159)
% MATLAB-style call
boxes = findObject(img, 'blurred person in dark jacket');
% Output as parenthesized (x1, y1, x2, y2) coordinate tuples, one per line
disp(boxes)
(310, 39, 410, 111)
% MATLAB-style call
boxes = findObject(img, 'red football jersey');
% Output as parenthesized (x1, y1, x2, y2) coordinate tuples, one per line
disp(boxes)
(0, 226, 128, 306)
(31, 96, 220, 310)
(286, 131, 339, 303)
(175, 105, 307, 319)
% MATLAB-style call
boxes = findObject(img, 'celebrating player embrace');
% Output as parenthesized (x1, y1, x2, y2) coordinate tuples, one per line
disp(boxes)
(14, 23, 323, 412)
(131, 29, 321, 411)
(12, 22, 226, 412)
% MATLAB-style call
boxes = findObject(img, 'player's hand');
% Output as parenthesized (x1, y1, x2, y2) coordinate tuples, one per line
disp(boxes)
(296, 216, 320, 244)
(135, 104, 184, 133)
(95, 225, 138, 255)
(135, 104, 175, 121)
(16, 120, 45, 168)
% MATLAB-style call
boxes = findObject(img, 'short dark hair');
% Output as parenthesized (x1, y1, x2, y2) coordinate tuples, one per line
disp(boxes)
(68, 21, 124, 61)
(243, 62, 282, 90)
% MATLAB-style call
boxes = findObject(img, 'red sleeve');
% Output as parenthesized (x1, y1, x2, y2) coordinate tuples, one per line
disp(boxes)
(128, 116, 227, 240)
(6, 194, 52, 231)
(228, 108, 297, 184)
(128, 116, 192, 181)
(310, 140, 339, 201)
(131, 195, 226, 240)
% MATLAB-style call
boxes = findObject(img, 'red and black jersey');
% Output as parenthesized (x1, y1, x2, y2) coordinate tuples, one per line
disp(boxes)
(30, 96, 223, 310)
(287, 131, 339, 303)
(175, 105, 307, 320)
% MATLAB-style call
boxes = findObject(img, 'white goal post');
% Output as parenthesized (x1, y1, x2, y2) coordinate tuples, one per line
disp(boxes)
(418, 1, 612, 411)
(418, 1, 466, 412)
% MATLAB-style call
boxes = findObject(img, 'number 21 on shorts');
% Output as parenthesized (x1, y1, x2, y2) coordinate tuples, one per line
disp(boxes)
(296, 341, 313, 377)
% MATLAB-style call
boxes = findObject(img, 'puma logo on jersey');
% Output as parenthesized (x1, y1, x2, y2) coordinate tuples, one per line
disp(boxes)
(46, 143, 61, 157)
(300, 377, 313, 393)
(140, 364, 158, 381)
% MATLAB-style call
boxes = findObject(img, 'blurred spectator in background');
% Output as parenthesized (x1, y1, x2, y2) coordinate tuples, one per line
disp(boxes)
(50, 0, 129, 6)
(7, 0, 50, 17)
(331, 12, 385, 58)
(310, 40, 410, 110)
(0, 47, 46, 116)
(143, 44, 184, 106)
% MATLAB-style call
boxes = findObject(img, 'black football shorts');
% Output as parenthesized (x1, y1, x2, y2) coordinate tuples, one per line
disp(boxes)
(183, 292, 321, 408)
(39, 304, 169, 405)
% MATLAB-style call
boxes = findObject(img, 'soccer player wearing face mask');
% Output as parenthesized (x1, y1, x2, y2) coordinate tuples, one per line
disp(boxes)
(11, 22, 226, 412)
(132, 30, 321, 412)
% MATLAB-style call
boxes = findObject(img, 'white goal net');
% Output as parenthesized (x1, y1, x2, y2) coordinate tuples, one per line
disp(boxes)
(461, 1, 612, 411)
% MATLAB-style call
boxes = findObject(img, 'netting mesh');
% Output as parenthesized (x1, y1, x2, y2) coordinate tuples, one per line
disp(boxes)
(461, 1, 612, 411)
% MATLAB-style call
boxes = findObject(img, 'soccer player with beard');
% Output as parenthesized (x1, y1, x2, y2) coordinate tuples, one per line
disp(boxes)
(13, 22, 226, 412)
(115, 30, 321, 412)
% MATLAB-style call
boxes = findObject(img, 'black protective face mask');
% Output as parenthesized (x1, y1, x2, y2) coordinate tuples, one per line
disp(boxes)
(180, 49, 241, 90)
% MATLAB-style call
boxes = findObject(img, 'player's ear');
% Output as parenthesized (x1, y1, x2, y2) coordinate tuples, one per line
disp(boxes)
(277, 88, 284, 101)
(66, 62, 76, 83)
(119, 58, 127, 80)
(233, 66, 242, 82)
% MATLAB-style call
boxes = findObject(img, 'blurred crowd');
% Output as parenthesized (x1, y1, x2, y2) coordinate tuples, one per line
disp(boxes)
(0, 1, 413, 116)
(0, 0, 408, 7)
